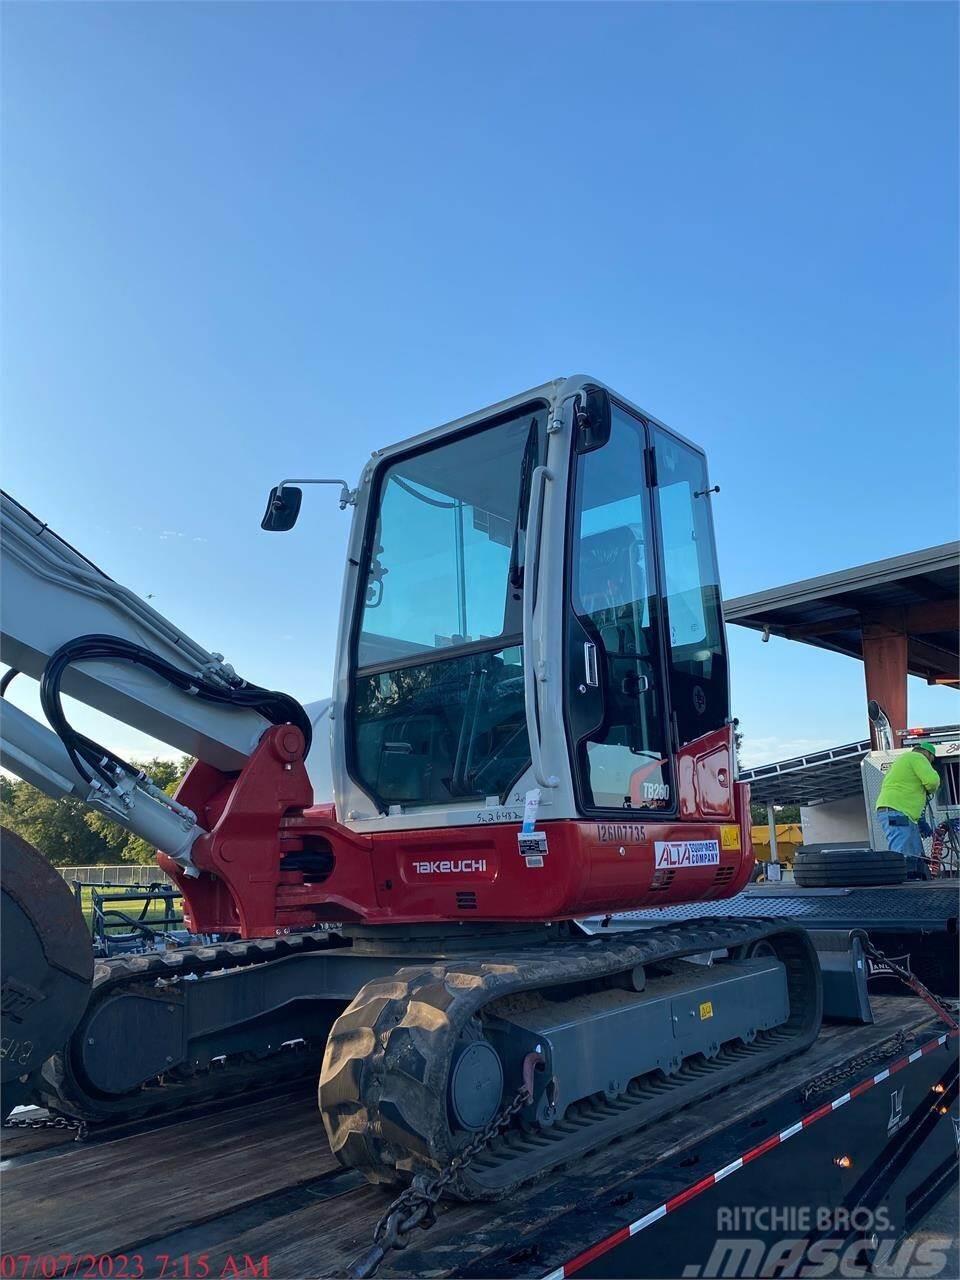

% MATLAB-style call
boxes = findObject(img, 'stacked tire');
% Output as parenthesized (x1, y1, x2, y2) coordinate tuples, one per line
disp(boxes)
(793, 844, 906, 888)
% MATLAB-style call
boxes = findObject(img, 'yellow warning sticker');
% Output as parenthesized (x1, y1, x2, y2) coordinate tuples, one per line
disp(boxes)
(699, 1001, 714, 1020)
(721, 826, 741, 850)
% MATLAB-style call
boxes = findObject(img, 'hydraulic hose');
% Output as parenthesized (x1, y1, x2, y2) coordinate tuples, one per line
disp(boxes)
(39, 634, 312, 790)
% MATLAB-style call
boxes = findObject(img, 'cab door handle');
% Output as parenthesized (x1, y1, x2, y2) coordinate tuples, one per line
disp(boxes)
(583, 642, 599, 687)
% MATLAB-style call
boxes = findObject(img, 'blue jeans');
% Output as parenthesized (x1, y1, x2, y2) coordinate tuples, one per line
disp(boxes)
(878, 809, 930, 879)
(878, 809, 923, 855)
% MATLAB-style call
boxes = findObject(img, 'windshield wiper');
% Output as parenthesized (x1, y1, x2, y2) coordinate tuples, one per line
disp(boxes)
(509, 417, 539, 590)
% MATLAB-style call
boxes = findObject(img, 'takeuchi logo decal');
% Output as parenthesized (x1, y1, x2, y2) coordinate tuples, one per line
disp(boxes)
(411, 859, 487, 875)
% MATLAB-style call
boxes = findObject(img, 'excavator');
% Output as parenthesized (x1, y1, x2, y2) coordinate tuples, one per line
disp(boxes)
(0, 375, 821, 1200)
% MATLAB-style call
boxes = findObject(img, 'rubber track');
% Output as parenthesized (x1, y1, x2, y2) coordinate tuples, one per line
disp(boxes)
(35, 930, 340, 1123)
(320, 918, 822, 1200)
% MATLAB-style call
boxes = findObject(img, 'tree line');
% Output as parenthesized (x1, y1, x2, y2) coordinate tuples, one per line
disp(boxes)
(749, 802, 801, 825)
(1, 757, 191, 865)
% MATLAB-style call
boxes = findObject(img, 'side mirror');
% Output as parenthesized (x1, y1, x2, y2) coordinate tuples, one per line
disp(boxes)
(261, 485, 303, 532)
(574, 386, 612, 454)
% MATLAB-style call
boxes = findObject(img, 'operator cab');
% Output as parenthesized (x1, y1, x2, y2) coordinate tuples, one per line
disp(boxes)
(267, 377, 730, 832)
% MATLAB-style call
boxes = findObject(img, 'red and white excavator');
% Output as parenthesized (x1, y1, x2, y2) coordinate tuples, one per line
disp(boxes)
(0, 376, 820, 1198)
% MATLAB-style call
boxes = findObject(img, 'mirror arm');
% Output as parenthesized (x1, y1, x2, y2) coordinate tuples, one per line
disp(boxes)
(274, 478, 357, 510)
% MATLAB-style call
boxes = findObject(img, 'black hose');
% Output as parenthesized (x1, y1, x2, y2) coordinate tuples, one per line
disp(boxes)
(0, 668, 19, 697)
(39, 634, 313, 789)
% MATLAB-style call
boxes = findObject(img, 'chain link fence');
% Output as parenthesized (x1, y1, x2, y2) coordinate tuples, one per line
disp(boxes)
(57, 864, 174, 886)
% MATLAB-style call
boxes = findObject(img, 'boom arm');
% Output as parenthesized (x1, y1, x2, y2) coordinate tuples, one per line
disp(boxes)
(0, 490, 308, 871)
(1, 491, 273, 767)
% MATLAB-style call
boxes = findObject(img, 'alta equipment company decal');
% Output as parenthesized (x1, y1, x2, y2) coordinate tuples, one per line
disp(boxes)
(654, 839, 720, 869)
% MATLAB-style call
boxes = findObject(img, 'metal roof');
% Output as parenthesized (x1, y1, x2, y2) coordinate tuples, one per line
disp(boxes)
(724, 542, 959, 685)
(740, 740, 870, 805)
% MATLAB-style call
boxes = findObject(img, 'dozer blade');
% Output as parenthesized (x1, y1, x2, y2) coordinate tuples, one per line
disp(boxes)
(1, 828, 93, 1117)
(319, 919, 822, 1201)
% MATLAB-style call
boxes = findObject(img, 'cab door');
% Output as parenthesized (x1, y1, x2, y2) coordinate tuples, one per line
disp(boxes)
(649, 426, 734, 820)
(564, 402, 673, 815)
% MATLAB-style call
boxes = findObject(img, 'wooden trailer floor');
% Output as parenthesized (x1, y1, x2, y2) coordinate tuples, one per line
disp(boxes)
(0, 997, 945, 1279)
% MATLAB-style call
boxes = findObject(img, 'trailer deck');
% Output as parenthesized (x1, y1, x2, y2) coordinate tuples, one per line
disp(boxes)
(2, 995, 956, 1279)
(603, 880, 960, 996)
(609, 881, 960, 934)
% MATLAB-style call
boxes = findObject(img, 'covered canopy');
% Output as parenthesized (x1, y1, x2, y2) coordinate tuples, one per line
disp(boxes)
(724, 542, 959, 686)
(740, 740, 870, 805)
(725, 542, 959, 750)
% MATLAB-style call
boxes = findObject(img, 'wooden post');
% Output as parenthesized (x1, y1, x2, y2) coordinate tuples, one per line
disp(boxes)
(862, 624, 908, 749)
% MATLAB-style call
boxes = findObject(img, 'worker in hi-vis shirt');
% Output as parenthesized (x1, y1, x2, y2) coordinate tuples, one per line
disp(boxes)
(875, 741, 940, 880)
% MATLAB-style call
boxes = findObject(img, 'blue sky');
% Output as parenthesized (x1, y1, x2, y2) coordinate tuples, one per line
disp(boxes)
(2, 1, 957, 767)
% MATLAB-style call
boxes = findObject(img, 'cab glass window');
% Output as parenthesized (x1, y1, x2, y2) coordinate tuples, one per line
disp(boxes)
(652, 427, 728, 745)
(350, 407, 541, 809)
(357, 413, 538, 668)
(567, 405, 672, 811)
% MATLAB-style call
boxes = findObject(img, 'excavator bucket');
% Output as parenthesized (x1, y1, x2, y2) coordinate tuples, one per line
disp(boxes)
(1, 828, 93, 1117)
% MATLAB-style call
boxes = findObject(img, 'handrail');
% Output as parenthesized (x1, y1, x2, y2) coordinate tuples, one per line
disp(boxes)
(522, 465, 558, 788)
